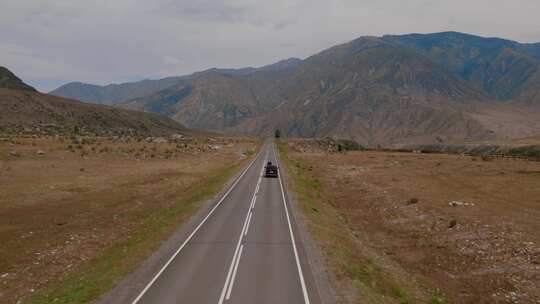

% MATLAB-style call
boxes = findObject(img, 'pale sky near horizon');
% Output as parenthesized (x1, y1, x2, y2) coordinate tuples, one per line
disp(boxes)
(1, 0, 539, 91)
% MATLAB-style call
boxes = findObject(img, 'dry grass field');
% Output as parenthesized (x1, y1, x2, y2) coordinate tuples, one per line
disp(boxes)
(0, 135, 258, 304)
(279, 140, 540, 304)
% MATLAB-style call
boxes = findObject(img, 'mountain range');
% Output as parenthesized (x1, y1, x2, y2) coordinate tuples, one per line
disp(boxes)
(47, 32, 540, 146)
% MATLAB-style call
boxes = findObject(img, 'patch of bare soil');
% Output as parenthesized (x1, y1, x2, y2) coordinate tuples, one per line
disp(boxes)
(0, 135, 257, 303)
(283, 140, 540, 303)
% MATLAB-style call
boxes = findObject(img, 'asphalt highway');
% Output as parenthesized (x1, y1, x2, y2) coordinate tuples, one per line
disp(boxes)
(131, 140, 321, 304)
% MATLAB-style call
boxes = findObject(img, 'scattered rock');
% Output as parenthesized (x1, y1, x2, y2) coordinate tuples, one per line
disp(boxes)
(153, 137, 168, 144)
(448, 201, 475, 207)
(449, 219, 458, 228)
(36, 150, 46, 155)
(171, 134, 184, 141)
(208, 144, 222, 150)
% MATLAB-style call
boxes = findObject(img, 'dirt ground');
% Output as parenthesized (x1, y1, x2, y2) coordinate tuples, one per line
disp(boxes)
(0, 135, 257, 303)
(281, 140, 540, 304)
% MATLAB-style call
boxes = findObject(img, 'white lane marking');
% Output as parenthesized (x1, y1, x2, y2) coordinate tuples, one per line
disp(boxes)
(226, 244, 244, 300)
(218, 153, 267, 304)
(244, 212, 252, 236)
(250, 193, 257, 209)
(275, 146, 311, 304)
(131, 144, 265, 304)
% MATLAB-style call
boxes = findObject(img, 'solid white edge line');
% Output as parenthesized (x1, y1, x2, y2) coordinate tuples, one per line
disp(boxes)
(131, 144, 265, 304)
(218, 152, 267, 304)
(275, 144, 311, 304)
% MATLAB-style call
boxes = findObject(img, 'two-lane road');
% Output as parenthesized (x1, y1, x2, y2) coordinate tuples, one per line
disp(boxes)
(131, 141, 321, 304)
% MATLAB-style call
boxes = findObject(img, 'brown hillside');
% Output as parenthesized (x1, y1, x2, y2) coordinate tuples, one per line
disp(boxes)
(0, 88, 188, 137)
(0, 67, 37, 92)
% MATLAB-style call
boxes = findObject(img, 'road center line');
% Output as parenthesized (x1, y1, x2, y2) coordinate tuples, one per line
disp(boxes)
(218, 153, 266, 303)
(130, 143, 265, 304)
(226, 244, 244, 300)
(244, 212, 253, 236)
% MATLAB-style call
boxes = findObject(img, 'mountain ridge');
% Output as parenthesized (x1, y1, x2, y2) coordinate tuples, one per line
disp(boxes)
(49, 57, 302, 106)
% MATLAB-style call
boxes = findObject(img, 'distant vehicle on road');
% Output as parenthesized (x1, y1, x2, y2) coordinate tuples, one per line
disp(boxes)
(264, 161, 278, 178)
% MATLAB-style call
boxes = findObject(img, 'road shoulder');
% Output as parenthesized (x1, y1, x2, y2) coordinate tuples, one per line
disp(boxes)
(276, 142, 337, 304)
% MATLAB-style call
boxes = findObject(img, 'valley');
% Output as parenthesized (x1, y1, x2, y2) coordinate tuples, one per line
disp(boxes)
(1, 26, 540, 304)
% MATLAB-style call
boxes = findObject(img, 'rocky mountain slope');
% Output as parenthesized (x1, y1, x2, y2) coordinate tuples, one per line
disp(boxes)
(228, 37, 495, 146)
(0, 88, 188, 136)
(0, 67, 37, 92)
(383, 32, 540, 104)
(122, 67, 292, 130)
(51, 32, 540, 146)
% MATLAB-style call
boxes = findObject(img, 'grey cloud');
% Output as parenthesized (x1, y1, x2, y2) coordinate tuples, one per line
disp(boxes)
(165, 1, 251, 23)
(273, 19, 297, 30)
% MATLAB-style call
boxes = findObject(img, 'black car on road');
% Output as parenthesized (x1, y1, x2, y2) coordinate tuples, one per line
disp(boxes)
(264, 161, 278, 178)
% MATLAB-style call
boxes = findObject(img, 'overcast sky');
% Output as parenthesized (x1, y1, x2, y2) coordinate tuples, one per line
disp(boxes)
(1, 0, 539, 92)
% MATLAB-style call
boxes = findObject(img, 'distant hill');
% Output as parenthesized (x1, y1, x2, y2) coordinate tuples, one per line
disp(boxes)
(0, 88, 188, 137)
(0, 67, 37, 92)
(49, 77, 184, 105)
